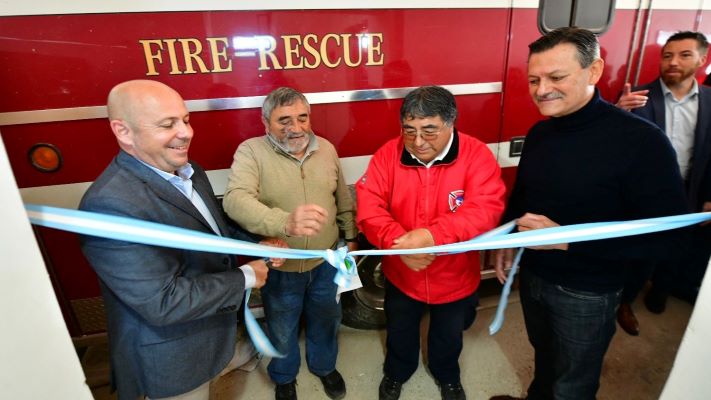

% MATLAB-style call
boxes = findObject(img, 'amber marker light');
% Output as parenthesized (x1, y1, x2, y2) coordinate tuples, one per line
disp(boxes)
(28, 143, 62, 172)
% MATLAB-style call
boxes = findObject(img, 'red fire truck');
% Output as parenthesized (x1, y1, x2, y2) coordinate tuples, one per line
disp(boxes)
(1, 0, 709, 338)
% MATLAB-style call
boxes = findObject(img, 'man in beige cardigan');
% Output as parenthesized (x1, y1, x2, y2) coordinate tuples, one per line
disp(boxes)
(223, 87, 357, 400)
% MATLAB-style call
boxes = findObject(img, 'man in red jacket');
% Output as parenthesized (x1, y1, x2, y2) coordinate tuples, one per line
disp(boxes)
(356, 86, 506, 400)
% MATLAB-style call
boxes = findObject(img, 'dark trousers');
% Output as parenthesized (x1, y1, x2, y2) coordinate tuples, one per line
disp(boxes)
(651, 226, 711, 300)
(621, 261, 654, 304)
(520, 268, 620, 400)
(383, 280, 478, 385)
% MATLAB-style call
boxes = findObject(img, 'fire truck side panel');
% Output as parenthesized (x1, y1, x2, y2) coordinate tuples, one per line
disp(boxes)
(0, 10, 509, 111)
(1, 8, 513, 336)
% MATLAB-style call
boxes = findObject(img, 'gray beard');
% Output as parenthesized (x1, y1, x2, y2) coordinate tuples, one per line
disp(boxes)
(266, 132, 310, 155)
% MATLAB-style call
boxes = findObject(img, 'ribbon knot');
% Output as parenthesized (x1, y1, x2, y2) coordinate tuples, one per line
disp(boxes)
(324, 246, 358, 287)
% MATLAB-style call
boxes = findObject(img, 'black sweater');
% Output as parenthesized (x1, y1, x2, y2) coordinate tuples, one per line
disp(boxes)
(503, 90, 689, 292)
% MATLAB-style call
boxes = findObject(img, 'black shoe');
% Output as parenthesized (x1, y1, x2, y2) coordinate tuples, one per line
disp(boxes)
(379, 375, 403, 400)
(275, 380, 297, 400)
(644, 287, 668, 314)
(318, 370, 346, 400)
(440, 382, 466, 400)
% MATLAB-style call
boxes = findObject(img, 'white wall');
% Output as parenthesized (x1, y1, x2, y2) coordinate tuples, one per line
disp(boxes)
(0, 133, 93, 399)
(661, 257, 711, 399)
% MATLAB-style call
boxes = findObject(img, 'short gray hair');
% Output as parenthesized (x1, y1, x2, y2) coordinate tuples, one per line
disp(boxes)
(400, 86, 458, 126)
(262, 87, 310, 120)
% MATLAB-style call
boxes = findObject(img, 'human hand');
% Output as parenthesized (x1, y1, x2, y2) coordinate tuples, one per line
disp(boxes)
(398, 253, 436, 271)
(702, 201, 711, 226)
(392, 228, 435, 249)
(517, 213, 569, 251)
(616, 83, 649, 111)
(491, 248, 516, 284)
(392, 228, 436, 271)
(346, 241, 359, 252)
(259, 237, 288, 267)
(346, 240, 359, 263)
(285, 204, 328, 236)
(247, 259, 269, 288)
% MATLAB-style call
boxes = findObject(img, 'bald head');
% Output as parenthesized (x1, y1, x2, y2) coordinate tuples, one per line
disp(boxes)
(107, 80, 193, 173)
(107, 80, 183, 126)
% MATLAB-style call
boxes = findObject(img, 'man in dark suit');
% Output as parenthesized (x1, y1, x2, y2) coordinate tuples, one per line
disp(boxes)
(617, 31, 711, 321)
(80, 80, 273, 400)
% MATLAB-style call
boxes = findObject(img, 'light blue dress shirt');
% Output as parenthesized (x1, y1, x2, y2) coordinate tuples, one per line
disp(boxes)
(661, 78, 698, 180)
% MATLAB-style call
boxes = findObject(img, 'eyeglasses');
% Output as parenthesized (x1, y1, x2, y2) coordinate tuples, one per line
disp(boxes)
(401, 125, 445, 141)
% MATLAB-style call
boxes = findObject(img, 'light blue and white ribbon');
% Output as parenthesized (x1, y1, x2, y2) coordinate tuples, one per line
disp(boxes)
(25, 203, 711, 352)
(349, 213, 710, 256)
(243, 288, 284, 358)
(24, 204, 359, 288)
(488, 248, 524, 335)
(26, 204, 317, 259)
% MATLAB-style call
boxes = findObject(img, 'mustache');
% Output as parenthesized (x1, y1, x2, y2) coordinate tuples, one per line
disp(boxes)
(535, 92, 564, 101)
(285, 130, 313, 139)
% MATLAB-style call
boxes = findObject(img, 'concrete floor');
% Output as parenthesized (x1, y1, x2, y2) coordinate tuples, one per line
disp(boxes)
(86, 284, 693, 400)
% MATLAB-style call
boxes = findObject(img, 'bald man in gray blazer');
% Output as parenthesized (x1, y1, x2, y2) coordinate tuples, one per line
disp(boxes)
(80, 80, 274, 400)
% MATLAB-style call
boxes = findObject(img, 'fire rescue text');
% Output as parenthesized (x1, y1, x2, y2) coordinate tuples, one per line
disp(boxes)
(140, 33, 384, 76)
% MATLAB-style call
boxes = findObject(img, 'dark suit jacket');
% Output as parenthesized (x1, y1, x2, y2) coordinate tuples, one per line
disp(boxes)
(79, 150, 255, 399)
(632, 79, 711, 211)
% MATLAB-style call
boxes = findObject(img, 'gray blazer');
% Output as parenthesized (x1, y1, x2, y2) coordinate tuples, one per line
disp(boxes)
(632, 79, 711, 211)
(80, 150, 255, 399)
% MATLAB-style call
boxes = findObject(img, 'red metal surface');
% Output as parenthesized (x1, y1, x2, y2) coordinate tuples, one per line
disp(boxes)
(1, 9, 510, 190)
(38, 227, 98, 299)
(499, 8, 544, 141)
(0, 9, 509, 111)
(500, 9, 640, 141)
(597, 10, 641, 102)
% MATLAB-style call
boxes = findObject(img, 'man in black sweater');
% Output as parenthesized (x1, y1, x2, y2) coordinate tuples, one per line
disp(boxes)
(490, 28, 688, 400)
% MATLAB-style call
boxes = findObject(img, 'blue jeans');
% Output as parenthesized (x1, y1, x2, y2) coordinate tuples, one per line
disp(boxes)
(261, 261, 342, 384)
(383, 280, 478, 385)
(520, 267, 621, 400)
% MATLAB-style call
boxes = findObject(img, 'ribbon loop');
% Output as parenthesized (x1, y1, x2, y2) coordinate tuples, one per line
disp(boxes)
(324, 246, 358, 288)
(243, 289, 285, 358)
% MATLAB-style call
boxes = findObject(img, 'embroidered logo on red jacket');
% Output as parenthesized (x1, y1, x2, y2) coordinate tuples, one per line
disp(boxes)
(448, 190, 464, 212)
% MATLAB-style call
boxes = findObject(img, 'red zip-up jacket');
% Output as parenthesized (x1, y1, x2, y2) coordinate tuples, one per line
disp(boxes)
(356, 130, 505, 304)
